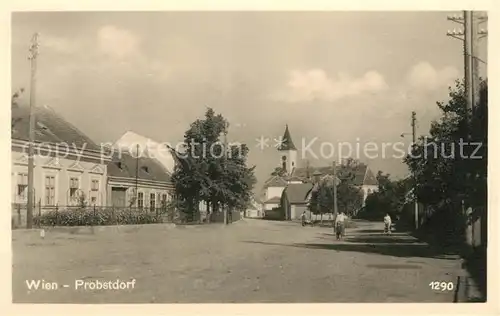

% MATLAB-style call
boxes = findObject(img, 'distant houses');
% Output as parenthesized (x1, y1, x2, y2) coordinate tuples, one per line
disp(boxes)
(244, 195, 264, 218)
(261, 125, 379, 221)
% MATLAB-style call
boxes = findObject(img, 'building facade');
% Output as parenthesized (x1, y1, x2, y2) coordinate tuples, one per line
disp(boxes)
(107, 152, 174, 209)
(11, 104, 110, 213)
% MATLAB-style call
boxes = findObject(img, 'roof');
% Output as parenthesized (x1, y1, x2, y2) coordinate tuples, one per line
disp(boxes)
(277, 124, 297, 151)
(283, 183, 314, 204)
(264, 196, 282, 204)
(11, 104, 100, 151)
(107, 152, 172, 183)
(291, 163, 377, 186)
(263, 175, 288, 188)
(114, 131, 176, 174)
(363, 168, 378, 186)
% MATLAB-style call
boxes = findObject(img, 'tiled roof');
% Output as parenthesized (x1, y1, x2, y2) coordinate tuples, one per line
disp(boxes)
(291, 163, 377, 186)
(277, 124, 297, 151)
(263, 175, 288, 188)
(107, 152, 172, 183)
(264, 196, 281, 204)
(283, 183, 314, 204)
(11, 104, 100, 151)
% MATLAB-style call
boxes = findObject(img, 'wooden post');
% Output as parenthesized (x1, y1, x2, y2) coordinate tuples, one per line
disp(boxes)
(17, 204, 22, 226)
(55, 204, 59, 226)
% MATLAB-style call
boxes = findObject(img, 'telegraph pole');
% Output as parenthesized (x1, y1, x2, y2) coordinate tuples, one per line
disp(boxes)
(135, 144, 139, 203)
(411, 111, 418, 229)
(474, 13, 488, 108)
(332, 160, 338, 219)
(26, 33, 39, 229)
(223, 124, 229, 225)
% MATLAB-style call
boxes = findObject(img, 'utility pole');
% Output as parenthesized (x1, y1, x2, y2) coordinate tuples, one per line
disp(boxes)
(411, 111, 419, 229)
(135, 144, 139, 204)
(474, 13, 488, 108)
(332, 160, 338, 225)
(447, 11, 474, 116)
(26, 33, 39, 229)
(223, 124, 229, 225)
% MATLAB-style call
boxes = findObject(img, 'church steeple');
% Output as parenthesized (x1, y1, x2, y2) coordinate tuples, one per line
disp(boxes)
(277, 124, 297, 151)
(277, 124, 297, 175)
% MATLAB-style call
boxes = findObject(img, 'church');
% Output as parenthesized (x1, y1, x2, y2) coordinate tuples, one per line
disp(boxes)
(261, 125, 378, 220)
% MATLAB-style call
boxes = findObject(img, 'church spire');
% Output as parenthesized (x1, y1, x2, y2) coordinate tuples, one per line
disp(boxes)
(278, 124, 297, 151)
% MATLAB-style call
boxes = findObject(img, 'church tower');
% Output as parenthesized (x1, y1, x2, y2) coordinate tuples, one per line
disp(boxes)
(277, 124, 297, 175)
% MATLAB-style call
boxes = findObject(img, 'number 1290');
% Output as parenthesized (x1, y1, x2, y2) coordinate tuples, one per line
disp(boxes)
(429, 281, 454, 291)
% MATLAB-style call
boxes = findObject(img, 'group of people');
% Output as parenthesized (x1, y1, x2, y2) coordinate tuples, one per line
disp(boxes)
(300, 211, 394, 237)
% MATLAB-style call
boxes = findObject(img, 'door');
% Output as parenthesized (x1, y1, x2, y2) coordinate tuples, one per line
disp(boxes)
(111, 187, 127, 207)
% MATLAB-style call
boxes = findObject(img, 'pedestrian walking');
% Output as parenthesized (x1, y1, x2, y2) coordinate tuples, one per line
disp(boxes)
(384, 213, 392, 235)
(335, 212, 347, 240)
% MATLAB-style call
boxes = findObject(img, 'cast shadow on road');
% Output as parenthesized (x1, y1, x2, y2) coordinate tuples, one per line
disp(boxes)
(241, 234, 461, 260)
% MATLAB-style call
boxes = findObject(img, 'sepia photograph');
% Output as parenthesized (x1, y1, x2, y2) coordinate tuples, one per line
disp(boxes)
(10, 10, 489, 305)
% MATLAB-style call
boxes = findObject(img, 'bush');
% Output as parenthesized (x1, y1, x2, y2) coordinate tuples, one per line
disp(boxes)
(34, 207, 163, 227)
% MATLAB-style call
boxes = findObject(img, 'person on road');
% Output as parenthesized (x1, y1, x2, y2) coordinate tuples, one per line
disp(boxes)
(384, 213, 392, 235)
(301, 211, 306, 227)
(335, 212, 347, 239)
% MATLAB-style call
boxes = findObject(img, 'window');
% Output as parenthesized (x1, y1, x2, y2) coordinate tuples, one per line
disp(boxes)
(91, 179, 99, 191)
(45, 175, 55, 205)
(17, 173, 28, 200)
(90, 179, 99, 205)
(161, 194, 167, 209)
(69, 177, 80, 199)
(138, 192, 144, 208)
(150, 193, 156, 211)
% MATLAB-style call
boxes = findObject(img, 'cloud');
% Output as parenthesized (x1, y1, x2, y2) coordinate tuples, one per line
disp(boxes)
(40, 35, 79, 54)
(271, 69, 388, 103)
(97, 25, 140, 59)
(406, 62, 459, 90)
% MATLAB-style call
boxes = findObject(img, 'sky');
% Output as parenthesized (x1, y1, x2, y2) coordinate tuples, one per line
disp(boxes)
(11, 11, 488, 190)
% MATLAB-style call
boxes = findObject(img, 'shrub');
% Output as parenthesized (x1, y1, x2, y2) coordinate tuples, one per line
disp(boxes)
(34, 207, 163, 227)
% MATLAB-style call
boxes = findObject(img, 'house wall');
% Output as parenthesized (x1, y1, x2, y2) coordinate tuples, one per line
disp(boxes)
(264, 203, 279, 211)
(107, 180, 173, 208)
(11, 150, 107, 210)
(290, 204, 308, 220)
(361, 184, 379, 206)
(266, 186, 285, 200)
(245, 209, 263, 218)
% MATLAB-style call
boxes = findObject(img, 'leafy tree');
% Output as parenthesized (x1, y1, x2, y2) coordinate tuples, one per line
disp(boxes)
(270, 166, 287, 177)
(170, 108, 256, 223)
(308, 179, 334, 223)
(403, 79, 487, 240)
(337, 180, 364, 216)
(11, 88, 24, 130)
(362, 172, 410, 220)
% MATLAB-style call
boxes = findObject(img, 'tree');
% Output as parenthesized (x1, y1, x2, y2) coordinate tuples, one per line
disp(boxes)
(361, 172, 410, 220)
(336, 180, 364, 216)
(170, 108, 256, 223)
(270, 166, 287, 177)
(308, 179, 334, 223)
(403, 79, 487, 239)
(11, 88, 24, 130)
